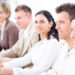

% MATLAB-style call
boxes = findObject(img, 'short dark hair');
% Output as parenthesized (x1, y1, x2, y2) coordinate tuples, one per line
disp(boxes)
(56, 3, 75, 21)
(15, 5, 32, 14)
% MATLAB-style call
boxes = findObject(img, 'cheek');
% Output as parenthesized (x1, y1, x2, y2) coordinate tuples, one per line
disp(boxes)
(71, 31, 75, 38)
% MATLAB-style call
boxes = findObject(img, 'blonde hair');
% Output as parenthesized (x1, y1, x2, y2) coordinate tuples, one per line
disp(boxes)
(0, 1, 11, 19)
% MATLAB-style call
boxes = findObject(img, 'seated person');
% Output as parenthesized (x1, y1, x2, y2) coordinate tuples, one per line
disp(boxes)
(0, 5, 39, 61)
(0, 2, 19, 51)
(0, 10, 60, 75)
(40, 3, 75, 75)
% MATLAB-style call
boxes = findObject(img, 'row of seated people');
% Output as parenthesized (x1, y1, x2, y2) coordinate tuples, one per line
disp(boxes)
(0, 2, 75, 75)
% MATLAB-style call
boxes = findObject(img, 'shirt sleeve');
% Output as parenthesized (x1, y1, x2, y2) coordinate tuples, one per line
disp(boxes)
(37, 39, 60, 72)
(2, 51, 32, 68)
(13, 39, 60, 75)
(13, 67, 44, 75)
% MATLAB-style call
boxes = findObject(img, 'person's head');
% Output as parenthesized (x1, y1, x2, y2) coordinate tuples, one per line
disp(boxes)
(70, 15, 75, 48)
(56, 3, 75, 42)
(0, 1, 11, 23)
(35, 10, 59, 40)
(15, 5, 32, 29)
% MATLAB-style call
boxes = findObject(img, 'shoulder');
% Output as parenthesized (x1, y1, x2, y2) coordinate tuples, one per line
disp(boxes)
(6, 20, 18, 29)
(48, 38, 59, 44)
(6, 20, 19, 32)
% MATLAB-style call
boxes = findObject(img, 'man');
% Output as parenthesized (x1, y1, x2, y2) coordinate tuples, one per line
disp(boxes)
(0, 5, 39, 61)
(55, 3, 74, 49)
(40, 3, 75, 75)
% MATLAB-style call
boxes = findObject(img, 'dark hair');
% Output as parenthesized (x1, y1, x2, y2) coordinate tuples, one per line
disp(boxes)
(35, 10, 59, 41)
(15, 5, 32, 14)
(56, 3, 75, 21)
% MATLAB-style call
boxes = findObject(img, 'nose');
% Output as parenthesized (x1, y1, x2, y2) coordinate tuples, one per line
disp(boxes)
(56, 23, 60, 30)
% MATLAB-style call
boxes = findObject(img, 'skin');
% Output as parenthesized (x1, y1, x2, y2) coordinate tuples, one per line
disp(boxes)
(70, 19, 75, 48)
(0, 8, 9, 26)
(56, 11, 73, 49)
(15, 10, 31, 30)
(35, 14, 53, 40)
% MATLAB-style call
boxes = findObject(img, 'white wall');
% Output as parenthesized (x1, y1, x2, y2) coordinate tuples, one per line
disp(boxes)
(7, 0, 75, 22)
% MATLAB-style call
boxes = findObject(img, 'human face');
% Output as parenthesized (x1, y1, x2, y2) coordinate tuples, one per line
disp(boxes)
(0, 8, 8, 23)
(56, 11, 71, 41)
(35, 14, 52, 36)
(70, 19, 75, 48)
(15, 10, 30, 29)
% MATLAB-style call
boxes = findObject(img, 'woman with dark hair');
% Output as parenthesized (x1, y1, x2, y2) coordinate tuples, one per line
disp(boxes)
(0, 10, 60, 75)
(35, 10, 59, 40)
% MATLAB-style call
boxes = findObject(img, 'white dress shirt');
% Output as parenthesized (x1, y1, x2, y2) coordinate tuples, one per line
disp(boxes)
(3, 38, 60, 75)
(41, 40, 75, 75)
(0, 21, 6, 41)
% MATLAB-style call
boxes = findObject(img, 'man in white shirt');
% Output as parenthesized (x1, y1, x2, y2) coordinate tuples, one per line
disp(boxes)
(40, 3, 75, 75)
(0, 5, 39, 62)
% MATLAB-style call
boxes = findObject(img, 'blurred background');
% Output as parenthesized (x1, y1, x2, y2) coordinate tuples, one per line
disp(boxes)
(1, 0, 75, 22)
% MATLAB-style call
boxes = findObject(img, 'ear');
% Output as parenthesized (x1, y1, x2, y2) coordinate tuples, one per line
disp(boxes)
(6, 12, 10, 19)
(48, 21, 53, 29)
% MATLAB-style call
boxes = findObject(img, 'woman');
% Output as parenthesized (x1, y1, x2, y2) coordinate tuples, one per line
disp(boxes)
(0, 10, 60, 75)
(0, 2, 19, 51)
(40, 14, 75, 75)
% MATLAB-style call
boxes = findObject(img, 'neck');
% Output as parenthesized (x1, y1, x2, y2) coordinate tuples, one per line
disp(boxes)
(65, 38, 73, 49)
(40, 33, 47, 40)
(0, 21, 4, 27)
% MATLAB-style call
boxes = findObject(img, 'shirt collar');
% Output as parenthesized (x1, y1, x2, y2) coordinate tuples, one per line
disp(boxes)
(24, 22, 32, 37)
(1, 21, 6, 32)
(68, 48, 75, 54)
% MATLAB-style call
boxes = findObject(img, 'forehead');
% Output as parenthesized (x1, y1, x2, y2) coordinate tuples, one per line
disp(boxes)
(15, 10, 26, 17)
(35, 14, 47, 21)
(56, 11, 70, 21)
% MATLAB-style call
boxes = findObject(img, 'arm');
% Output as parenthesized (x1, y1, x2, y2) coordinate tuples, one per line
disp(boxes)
(2, 51, 32, 68)
(0, 30, 24, 58)
(0, 40, 20, 58)
(11, 39, 60, 75)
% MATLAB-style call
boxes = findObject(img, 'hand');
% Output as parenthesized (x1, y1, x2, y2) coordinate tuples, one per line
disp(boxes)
(0, 64, 3, 68)
(0, 57, 12, 63)
(0, 67, 13, 75)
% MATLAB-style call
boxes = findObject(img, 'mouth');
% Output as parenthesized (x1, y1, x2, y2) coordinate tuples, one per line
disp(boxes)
(58, 31, 62, 35)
